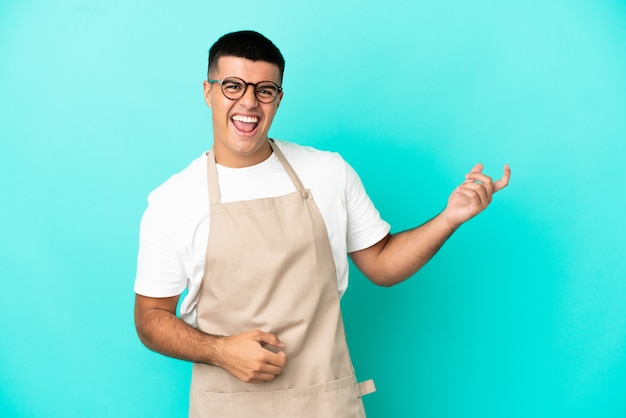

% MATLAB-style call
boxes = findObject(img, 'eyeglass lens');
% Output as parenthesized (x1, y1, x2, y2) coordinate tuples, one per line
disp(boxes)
(221, 77, 280, 103)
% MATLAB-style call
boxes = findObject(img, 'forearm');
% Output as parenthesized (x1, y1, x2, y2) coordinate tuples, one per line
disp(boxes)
(134, 299, 223, 365)
(134, 294, 288, 382)
(352, 211, 457, 287)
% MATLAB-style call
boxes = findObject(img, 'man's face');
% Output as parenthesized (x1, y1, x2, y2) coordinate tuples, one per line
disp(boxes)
(204, 56, 283, 168)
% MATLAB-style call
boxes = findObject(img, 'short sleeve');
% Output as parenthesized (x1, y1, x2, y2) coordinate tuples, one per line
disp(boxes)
(134, 195, 188, 298)
(344, 162, 390, 253)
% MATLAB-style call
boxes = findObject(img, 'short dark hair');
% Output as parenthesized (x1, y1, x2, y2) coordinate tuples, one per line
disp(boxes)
(208, 30, 285, 81)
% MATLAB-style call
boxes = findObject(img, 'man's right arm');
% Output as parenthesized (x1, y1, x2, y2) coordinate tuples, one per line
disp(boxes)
(134, 294, 287, 383)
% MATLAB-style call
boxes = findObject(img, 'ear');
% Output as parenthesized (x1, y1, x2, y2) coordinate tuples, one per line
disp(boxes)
(203, 80, 212, 108)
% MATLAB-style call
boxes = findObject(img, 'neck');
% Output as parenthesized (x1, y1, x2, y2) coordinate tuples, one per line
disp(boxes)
(213, 139, 273, 168)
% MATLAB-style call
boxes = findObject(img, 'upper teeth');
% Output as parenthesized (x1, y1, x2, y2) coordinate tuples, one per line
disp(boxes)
(232, 115, 258, 123)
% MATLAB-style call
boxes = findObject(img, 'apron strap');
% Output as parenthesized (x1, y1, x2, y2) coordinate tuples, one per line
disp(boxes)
(269, 140, 307, 195)
(206, 150, 221, 204)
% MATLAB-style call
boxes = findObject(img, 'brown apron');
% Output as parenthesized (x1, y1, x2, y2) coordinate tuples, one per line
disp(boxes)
(188, 141, 375, 417)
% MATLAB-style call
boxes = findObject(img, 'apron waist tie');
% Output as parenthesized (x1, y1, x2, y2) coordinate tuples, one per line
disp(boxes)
(356, 379, 376, 398)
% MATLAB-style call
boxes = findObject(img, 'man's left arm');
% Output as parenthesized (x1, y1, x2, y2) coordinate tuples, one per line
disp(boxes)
(349, 163, 511, 286)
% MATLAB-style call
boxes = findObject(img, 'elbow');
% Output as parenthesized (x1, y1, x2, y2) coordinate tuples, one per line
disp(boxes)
(134, 318, 162, 354)
(367, 273, 407, 288)
(375, 280, 396, 288)
(366, 267, 419, 287)
(134, 306, 157, 351)
(134, 315, 151, 348)
(133, 293, 179, 351)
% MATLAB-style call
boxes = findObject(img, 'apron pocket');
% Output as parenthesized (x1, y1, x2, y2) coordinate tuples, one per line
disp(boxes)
(191, 375, 373, 418)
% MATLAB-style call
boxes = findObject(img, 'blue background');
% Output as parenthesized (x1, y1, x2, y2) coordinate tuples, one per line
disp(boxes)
(1, 0, 625, 417)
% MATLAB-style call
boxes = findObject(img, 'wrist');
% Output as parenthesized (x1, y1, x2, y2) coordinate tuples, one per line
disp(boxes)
(439, 209, 461, 232)
(198, 331, 226, 367)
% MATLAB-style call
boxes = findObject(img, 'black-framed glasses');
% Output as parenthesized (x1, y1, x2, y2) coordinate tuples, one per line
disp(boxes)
(208, 77, 283, 103)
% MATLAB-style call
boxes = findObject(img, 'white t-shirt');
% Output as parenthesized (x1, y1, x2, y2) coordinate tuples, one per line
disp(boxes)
(134, 140, 390, 327)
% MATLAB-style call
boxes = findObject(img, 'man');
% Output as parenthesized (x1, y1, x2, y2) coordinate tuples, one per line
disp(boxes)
(134, 30, 510, 417)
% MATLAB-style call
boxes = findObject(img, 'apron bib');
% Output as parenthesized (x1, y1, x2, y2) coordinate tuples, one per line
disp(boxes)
(189, 141, 374, 417)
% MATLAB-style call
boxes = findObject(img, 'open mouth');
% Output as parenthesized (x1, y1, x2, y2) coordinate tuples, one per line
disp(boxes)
(231, 115, 259, 134)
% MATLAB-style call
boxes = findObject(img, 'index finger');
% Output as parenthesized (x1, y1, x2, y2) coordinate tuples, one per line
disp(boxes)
(254, 330, 285, 348)
(493, 164, 511, 193)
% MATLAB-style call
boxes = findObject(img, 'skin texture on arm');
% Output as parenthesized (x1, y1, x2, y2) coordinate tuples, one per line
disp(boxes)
(134, 294, 286, 383)
(350, 163, 511, 286)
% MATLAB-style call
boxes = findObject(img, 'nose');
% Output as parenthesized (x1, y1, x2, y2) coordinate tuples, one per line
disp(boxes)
(239, 83, 259, 107)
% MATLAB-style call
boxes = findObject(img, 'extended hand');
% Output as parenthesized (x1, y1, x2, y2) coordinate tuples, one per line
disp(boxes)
(215, 329, 287, 383)
(443, 163, 511, 228)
